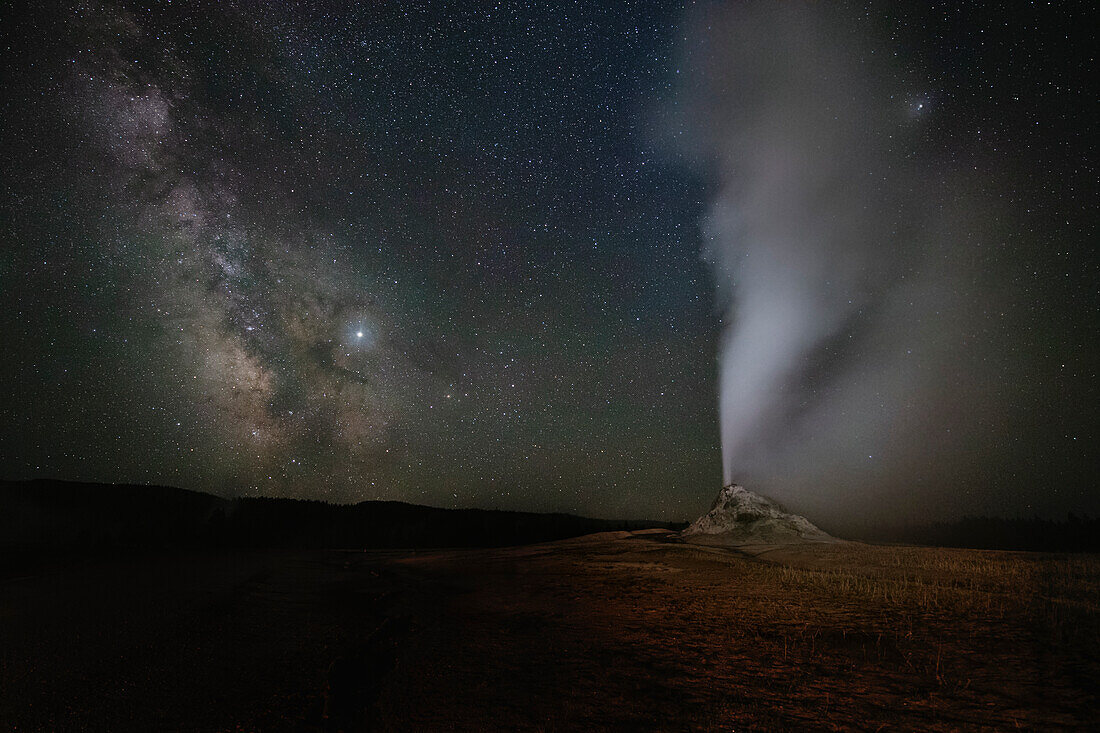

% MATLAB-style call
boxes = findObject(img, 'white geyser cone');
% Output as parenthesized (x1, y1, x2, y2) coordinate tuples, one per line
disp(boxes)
(683, 484, 834, 546)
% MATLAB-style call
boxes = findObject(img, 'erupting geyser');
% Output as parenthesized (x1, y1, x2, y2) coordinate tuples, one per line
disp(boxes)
(677, 2, 1025, 522)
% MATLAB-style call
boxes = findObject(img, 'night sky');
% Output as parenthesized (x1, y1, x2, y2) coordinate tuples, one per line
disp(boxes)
(1, 1, 1095, 526)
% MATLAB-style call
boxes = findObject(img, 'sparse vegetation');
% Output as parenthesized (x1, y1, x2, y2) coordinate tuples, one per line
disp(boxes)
(3, 533, 1097, 730)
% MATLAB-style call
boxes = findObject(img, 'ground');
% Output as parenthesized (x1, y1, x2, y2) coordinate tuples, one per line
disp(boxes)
(1, 532, 1097, 731)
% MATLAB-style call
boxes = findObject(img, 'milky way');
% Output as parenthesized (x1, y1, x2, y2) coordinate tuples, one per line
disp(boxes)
(1, 2, 1095, 525)
(1, 1, 717, 518)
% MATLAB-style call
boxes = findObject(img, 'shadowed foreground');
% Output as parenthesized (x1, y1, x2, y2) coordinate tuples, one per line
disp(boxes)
(2, 532, 1097, 730)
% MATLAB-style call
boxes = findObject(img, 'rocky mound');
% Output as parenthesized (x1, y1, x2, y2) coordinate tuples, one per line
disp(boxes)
(683, 484, 834, 546)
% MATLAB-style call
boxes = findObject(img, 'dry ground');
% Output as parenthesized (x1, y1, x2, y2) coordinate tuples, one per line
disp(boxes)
(1, 532, 1097, 731)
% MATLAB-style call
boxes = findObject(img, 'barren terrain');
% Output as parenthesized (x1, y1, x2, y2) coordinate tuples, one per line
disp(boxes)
(2, 531, 1098, 731)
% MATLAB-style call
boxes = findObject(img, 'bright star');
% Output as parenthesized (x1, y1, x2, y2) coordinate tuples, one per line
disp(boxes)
(908, 95, 932, 118)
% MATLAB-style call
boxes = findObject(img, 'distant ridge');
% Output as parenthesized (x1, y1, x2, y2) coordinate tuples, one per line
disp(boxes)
(0, 479, 680, 551)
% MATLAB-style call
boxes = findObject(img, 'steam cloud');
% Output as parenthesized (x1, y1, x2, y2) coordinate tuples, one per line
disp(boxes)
(678, 3, 1029, 522)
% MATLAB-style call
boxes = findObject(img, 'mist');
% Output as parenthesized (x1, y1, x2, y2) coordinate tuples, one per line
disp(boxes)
(674, 3, 1082, 527)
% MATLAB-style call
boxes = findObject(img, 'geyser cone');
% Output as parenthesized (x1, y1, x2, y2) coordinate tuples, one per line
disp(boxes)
(683, 484, 834, 546)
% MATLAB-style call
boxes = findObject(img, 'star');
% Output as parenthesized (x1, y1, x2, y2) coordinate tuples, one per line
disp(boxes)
(908, 95, 932, 118)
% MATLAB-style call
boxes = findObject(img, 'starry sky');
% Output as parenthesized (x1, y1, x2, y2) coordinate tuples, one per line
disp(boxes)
(0, 1, 1095, 526)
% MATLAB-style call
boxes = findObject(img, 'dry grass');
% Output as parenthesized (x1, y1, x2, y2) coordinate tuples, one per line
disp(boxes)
(3, 537, 1096, 730)
(768, 545, 1100, 656)
(376, 536, 1100, 730)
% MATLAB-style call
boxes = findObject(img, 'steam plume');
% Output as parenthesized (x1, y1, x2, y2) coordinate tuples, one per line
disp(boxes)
(679, 3, 1024, 521)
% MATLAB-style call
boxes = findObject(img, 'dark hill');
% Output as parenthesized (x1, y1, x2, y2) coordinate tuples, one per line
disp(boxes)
(0, 479, 680, 552)
(847, 514, 1100, 553)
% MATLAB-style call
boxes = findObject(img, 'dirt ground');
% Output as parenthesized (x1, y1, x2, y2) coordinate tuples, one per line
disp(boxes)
(2, 532, 1097, 731)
